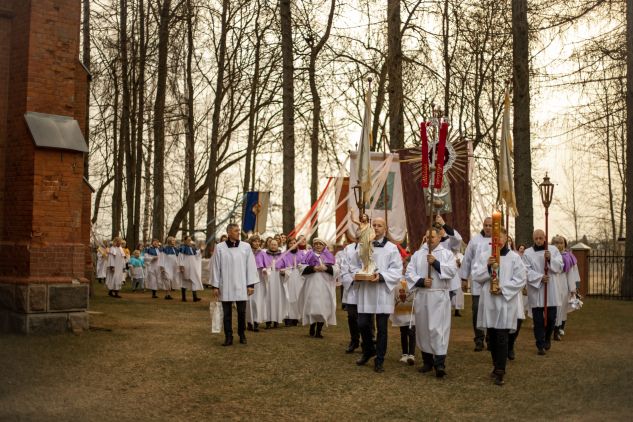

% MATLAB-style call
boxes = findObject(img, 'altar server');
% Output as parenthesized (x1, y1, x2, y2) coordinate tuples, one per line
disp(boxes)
(211, 223, 259, 346)
(522, 229, 564, 355)
(460, 217, 493, 351)
(279, 237, 308, 327)
(178, 236, 204, 302)
(245, 235, 267, 331)
(351, 217, 403, 373)
(298, 238, 337, 338)
(339, 239, 361, 353)
(472, 228, 527, 386)
(405, 227, 457, 378)
(106, 237, 126, 298)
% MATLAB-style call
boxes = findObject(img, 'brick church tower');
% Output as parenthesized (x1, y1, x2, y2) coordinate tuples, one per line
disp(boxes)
(0, 0, 92, 334)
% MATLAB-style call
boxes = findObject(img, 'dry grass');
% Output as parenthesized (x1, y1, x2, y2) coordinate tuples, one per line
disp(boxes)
(1, 285, 632, 421)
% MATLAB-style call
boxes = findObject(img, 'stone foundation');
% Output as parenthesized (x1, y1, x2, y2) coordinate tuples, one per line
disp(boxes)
(0, 282, 89, 334)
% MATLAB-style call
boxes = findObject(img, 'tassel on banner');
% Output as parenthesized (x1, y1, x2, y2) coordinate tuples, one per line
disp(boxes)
(420, 122, 430, 188)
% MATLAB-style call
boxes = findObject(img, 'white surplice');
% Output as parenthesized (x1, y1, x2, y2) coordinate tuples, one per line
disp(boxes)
(160, 249, 181, 290)
(298, 256, 337, 326)
(472, 246, 527, 331)
(553, 263, 580, 325)
(105, 246, 126, 291)
(459, 232, 492, 295)
(282, 254, 306, 320)
(405, 244, 457, 355)
(96, 248, 108, 279)
(143, 248, 161, 290)
(522, 245, 564, 308)
(340, 243, 360, 306)
(350, 240, 403, 314)
(179, 249, 203, 291)
(211, 241, 259, 302)
(263, 255, 288, 323)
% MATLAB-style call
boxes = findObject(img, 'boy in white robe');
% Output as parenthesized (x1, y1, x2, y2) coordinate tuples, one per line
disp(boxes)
(522, 229, 564, 355)
(351, 217, 403, 373)
(405, 227, 457, 378)
(178, 236, 204, 302)
(460, 217, 493, 351)
(390, 278, 416, 366)
(143, 239, 161, 298)
(472, 228, 527, 386)
(262, 240, 288, 328)
(96, 243, 108, 284)
(435, 215, 464, 318)
(211, 223, 259, 346)
(106, 237, 126, 298)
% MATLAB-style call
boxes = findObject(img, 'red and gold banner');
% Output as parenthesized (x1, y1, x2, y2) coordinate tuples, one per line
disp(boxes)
(420, 122, 430, 188)
(433, 121, 448, 189)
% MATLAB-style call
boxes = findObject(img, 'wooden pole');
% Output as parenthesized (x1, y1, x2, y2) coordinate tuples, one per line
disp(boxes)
(544, 207, 550, 326)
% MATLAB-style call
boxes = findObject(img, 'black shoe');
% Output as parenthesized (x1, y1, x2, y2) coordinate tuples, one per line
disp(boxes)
(494, 370, 505, 386)
(266, 322, 272, 329)
(419, 364, 433, 373)
(474, 342, 484, 352)
(165, 295, 173, 300)
(454, 310, 462, 317)
(152, 295, 158, 299)
(508, 349, 516, 360)
(544, 341, 551, 351)
(193, 297, 201, 302)
(114, 294, 122, 299)
(356, 352, 376, 366)
(374, 362, 384, 373)
(273, 322, 279, 329)
(345, 342, 359, 354)
(309, 324, 316, 337)
(247, 323, 254, 332)
(253, 323, 260, 333)
(222, 337, 233, 346)
(435, 366, 446, 378)
(315, 333, 324, 339)
(239, 336, 247, 345)
(108, 291, 114, 297)
(554, 330, 561, 341)
(537, 348, 546, 356)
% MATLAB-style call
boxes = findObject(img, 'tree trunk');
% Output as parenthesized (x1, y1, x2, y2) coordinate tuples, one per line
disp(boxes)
(387, 0, 404, 151)
(442, 0, 450, 117)
(134, 0, 146, 248)
(280, 0, 295, 234)
(511, 0, 533, 246)
(142, 129, 153, 243)
(112, 74, 122, 238)
(371, 63, 387, 151)
(152, 0, 172, 242)
(623, 0, 633, 297)
(82, 0, 90, 179)
(206, 0, 229, 243)
(185, 0, 196, 236)
(121, 0, 136, 248)
(308, 0, 336, 238)
(243, 1, 262, 194)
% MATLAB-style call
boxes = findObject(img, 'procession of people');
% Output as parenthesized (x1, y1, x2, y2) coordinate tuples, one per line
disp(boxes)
(94, 209, 582, 386)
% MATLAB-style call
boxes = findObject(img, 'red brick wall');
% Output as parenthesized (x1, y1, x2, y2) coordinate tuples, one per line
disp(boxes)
(0, 0, 90, 283)
(0, 9, 12, 238)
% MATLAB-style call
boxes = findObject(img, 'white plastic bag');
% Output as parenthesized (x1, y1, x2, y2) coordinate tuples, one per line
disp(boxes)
(209, 300, 223, 334)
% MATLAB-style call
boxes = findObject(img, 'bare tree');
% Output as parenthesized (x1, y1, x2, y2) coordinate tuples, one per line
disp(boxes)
(280, 0, 295, 234)
(387, 0, 404, 150)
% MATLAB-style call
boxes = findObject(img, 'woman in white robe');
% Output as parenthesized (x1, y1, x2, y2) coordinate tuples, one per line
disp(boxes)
(551, 235, 580, 339)
(106, 237, 126, 298)
(298, 239, 337, 338)
(159, 237, 181, 299)
(96, 244, 108, 283)
(261, 240, 288, 328)
(405, 228, 457, 378)
(472, 228, 527, 385)
(143, 239, 161, 298)
(279, 238, 307, 326)
(178, 236, 204, 302)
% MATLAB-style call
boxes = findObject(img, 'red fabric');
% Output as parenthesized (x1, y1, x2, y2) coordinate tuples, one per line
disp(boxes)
(420, 122, 430, 188)
(434, 121, 448, 189)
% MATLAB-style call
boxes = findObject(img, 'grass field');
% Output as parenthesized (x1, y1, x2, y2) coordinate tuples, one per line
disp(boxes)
(1, 285, 632, 421)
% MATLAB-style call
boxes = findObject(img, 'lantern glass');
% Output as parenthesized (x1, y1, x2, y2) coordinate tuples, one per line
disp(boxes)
(539, 174, 554, 208)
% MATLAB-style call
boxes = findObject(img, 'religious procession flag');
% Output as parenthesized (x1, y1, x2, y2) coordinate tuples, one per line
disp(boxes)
(355, 83, 372, 206)
(499, 88, 518, 216)
(242, 191, 269, 234)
